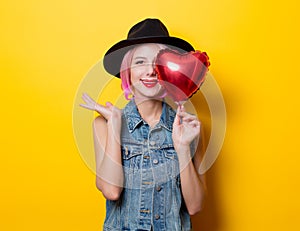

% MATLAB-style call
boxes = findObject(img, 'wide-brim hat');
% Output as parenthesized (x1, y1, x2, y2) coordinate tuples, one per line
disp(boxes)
(103, 18, 195, 78)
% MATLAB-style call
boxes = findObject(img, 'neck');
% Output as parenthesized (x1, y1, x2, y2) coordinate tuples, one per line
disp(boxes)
(134, 98, 163, 127)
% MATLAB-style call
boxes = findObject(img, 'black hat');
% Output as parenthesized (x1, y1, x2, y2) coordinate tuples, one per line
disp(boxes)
(103, 18, 195, 77)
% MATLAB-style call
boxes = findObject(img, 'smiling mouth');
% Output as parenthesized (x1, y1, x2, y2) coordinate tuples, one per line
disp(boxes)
(140, 78, 158, 88)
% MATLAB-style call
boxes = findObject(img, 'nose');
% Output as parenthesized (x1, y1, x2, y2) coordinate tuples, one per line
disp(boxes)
(146, 62, 157, 77)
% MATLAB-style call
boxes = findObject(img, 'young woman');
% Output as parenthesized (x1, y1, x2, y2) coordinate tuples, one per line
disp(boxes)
(81, 18, 207, 231)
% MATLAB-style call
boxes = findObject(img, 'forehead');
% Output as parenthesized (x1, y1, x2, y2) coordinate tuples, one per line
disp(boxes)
(132, 43, 165, 58)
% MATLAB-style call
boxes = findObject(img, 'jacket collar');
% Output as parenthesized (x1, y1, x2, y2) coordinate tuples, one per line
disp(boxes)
(123, 99, 175, 133)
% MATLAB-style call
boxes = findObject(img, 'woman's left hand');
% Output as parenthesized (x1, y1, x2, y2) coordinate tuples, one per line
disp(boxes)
(172, 106, 201, 149)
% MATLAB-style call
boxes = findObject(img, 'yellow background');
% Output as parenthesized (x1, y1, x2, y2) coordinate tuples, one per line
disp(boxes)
(1, 0, 300, 230)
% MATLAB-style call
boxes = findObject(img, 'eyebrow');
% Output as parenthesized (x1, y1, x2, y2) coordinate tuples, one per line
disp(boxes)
(133, 56, 147, 60)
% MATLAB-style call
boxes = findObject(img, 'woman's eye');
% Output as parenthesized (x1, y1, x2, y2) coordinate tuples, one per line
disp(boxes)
(135, 60, 144, 65)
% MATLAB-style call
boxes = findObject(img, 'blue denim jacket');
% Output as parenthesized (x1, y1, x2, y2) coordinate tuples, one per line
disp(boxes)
(103, 100, 191, 231)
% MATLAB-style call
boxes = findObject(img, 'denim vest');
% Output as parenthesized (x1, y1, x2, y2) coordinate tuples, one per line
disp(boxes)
(103, 100, 191, 231)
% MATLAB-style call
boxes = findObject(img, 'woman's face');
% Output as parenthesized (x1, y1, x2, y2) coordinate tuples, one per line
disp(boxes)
(130, 43, 165, 100)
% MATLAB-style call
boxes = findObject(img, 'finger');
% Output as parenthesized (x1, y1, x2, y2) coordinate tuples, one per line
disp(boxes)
(176, 106, 192, 116)
(79, 103, 94, 110)
(94, 104, 114, 119)
(95, 103, 109, 113)
(82, 92, 92, 98)
(82, 93, 96, 105)
(178, 104, 185, 113)
(181, 112, 196, 119)
(105, 101, 113, 107)
(82, 93, 95, 104)
(179, 112, 197, 122)
(188, 120, 201, 128)
(81, 94, 91, 105)
(82, 92, 91, 100)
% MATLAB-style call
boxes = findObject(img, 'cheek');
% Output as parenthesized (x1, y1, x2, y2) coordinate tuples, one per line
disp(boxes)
(130, 68, 143, 83)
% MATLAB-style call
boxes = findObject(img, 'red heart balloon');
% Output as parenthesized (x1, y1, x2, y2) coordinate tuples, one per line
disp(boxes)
(155, 49, 210, 103)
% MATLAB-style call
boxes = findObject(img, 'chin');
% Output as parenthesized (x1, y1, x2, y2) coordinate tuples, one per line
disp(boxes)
(135, 89, 165, 100)
(145, 87, 164, 98)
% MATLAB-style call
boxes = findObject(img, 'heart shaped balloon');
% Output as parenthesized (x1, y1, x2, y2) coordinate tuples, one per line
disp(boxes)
(155, 49, 210, 103)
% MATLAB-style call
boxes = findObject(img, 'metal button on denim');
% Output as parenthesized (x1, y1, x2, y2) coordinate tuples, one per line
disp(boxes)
(153, 159, 159, 164)
(156, 185, 162, 191)
(150, 140, 156, 146)
(155, 214, 160, 220)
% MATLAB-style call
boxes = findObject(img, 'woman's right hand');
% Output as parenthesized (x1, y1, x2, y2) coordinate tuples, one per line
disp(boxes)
(83, 93, 124, 199)
(80, 93, 122, 124)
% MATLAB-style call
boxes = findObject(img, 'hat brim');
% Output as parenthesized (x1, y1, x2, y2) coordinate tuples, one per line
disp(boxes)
(103, 36, 194, 78)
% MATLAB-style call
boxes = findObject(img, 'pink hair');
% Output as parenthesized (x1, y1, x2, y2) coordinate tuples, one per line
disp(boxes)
(120, 48, 136, 100)
(120, 43, 168, 100)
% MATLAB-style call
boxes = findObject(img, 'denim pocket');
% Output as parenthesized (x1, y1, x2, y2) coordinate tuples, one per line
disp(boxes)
(163, 148, 178, 160)
(122, 144, 143, 167)
(162, 147, 180, 178)
(122, 144, 143, 160)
